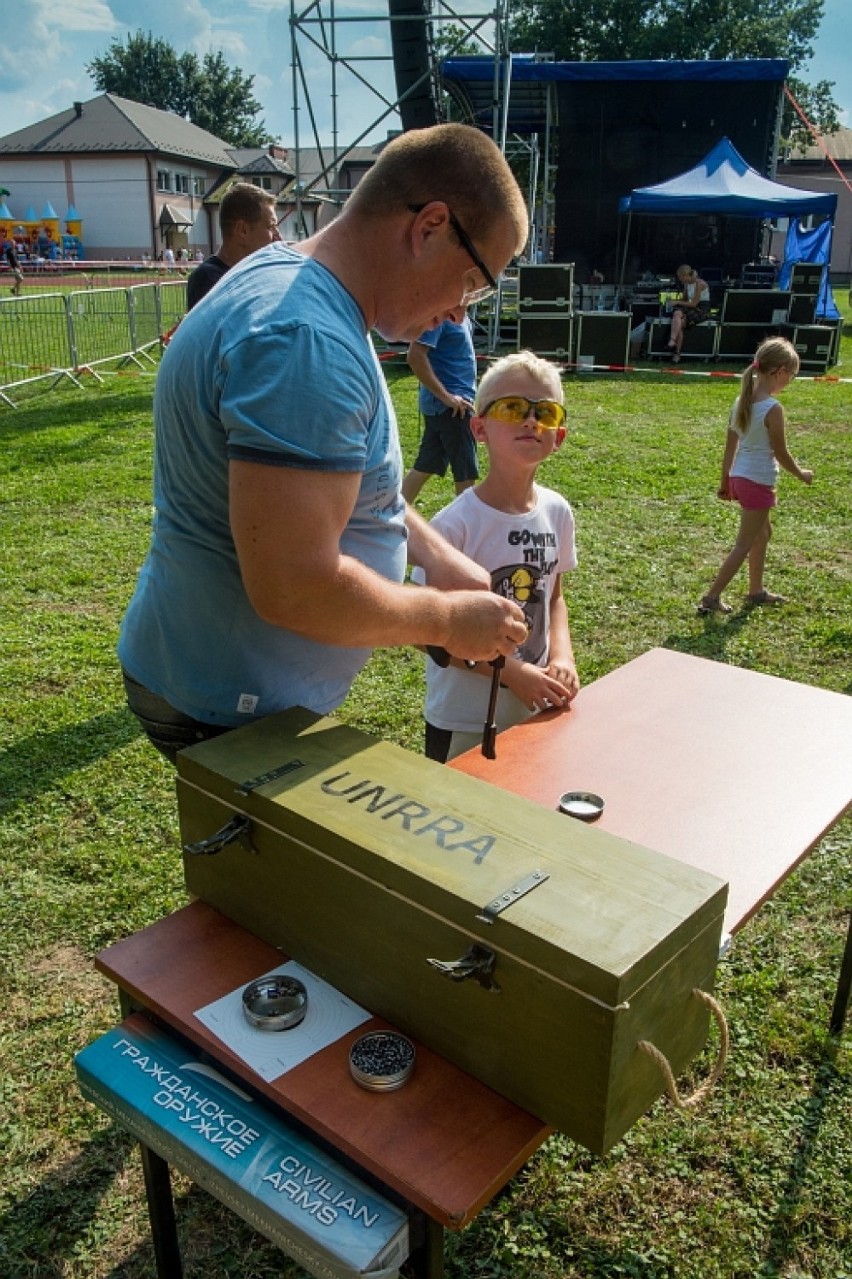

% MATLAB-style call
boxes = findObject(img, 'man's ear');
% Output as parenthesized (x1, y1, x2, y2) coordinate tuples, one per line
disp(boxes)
(409, 202, 450, 259)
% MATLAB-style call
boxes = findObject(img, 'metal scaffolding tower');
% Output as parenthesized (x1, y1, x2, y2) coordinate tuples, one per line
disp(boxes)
(287, 0, 558, 260)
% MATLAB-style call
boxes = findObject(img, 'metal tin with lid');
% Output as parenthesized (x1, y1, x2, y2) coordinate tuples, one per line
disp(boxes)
(558, 791, 605, 821)
(242, 974, 308, 1031)
(349, 1031, 415, 1092)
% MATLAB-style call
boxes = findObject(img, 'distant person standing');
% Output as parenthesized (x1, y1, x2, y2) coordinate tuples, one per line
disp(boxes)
(697, 337, 812, 615)
(186, 183, 281, 310)
(401, 314, 478, 503)
(5, 242, 23, 295)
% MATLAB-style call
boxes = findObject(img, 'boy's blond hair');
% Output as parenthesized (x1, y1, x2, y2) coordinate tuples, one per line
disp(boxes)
(475, 350, 564, 414)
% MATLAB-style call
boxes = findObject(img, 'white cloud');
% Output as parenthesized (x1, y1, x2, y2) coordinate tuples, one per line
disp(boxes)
(43, 0, 119, 34)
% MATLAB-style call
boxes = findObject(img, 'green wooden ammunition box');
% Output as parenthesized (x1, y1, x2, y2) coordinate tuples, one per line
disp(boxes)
(176, 709, 727, 1154)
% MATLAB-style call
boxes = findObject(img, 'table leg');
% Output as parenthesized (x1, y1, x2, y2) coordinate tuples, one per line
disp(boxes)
(139, 1144, 183, 1279)
(407, 1212, 444, 1279)
(829, 911, 852, 1035)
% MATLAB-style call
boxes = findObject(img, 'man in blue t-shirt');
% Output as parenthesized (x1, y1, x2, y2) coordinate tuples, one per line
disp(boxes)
(118, 125, 530, 762)
(401, 315, 478, 504)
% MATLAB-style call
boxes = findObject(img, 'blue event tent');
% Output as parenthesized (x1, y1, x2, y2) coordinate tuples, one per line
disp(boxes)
(617, 138, 838, 311)
(618, 137, 837, 219)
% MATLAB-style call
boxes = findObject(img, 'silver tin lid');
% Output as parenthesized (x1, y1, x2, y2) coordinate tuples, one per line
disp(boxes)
(558, 791, 605, 821)
(242, 974, 308, 1031)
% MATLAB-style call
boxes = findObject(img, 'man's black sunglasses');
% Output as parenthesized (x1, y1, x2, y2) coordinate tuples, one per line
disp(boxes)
(408, 203, 499, 293)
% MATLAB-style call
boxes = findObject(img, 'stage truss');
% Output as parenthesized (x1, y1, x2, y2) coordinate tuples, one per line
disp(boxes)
(287, 0, 558, 273)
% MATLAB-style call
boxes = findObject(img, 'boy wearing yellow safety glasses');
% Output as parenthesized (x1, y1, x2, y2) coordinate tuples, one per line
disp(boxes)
(414, 350, 580, 762)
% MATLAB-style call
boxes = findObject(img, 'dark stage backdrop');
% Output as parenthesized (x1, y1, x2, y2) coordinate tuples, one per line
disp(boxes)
(554, 75, 783, 282)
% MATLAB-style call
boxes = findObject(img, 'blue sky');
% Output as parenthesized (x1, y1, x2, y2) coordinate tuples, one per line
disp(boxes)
(0, 0, 848, 146)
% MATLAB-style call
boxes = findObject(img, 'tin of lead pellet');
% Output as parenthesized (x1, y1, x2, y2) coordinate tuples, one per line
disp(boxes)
(242, 974, 308, 1031)
(350, 1031, 415, 1092)
(558, 791, 605, 822)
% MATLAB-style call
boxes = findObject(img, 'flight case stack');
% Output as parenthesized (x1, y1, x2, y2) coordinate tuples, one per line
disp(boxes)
(516, 264, 574, 360)
(779, 264, 835, 373)
(716, 289, 792, 361)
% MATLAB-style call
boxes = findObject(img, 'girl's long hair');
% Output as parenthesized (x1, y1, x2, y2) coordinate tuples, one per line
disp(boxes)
(733, 337, 800, 433)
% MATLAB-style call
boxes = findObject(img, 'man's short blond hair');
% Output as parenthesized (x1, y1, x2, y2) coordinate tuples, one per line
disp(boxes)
(475, 350, 564, 414)
(347, 124, 528, 255)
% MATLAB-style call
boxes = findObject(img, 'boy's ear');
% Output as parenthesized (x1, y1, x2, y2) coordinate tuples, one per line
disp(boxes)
(553, 426, 567, 448)
(470, 414, 488, 442)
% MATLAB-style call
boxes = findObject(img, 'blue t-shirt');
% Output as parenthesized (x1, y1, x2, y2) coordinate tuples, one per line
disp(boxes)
(118, 242, 406, 726)
(415, 317, 476, 417)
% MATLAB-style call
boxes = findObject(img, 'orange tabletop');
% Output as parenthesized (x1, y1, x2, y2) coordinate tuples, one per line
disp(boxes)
(96, 900, 550, 1230)
(451, 647, 852, 936)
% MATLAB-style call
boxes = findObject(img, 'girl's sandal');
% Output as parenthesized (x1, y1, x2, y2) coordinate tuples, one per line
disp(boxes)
(697, 596, 732, 615)
(747, 590, 788, 606)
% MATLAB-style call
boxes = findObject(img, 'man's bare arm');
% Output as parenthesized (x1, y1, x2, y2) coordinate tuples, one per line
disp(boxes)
(230, 459, 526, 659)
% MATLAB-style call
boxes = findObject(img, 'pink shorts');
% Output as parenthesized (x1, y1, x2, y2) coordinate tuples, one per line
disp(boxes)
(729, 476, 776, 510)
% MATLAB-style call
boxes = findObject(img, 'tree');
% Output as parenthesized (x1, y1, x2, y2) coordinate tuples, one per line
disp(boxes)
(87, 31, 271, 148)
(507, 0, 839, 150)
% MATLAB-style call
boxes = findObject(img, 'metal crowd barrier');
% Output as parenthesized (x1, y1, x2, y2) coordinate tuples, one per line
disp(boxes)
(0, 280, 187, 408)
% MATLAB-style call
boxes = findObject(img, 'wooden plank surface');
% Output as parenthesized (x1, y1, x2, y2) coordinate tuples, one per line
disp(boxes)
(96, 901, 549, 1228)
(451, 647, 852, 934)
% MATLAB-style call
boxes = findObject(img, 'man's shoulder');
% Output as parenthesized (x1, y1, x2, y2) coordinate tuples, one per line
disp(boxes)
(186, 256, 229, 307)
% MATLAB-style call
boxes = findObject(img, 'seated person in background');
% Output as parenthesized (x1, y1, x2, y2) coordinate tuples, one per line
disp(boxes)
(186, 183, 280, 309)
(413, 350, 580, 763)
(667, 264, 710, 363)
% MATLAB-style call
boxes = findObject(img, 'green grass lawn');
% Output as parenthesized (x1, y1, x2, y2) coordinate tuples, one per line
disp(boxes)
(0, 314, 850, 1278)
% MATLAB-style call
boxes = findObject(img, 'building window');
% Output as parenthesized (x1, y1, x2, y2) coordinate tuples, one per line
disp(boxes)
(193, 176, 206, 197)
(174, 173, 189, 195)
(157, 170, 172, 192)
(253, 176, 272, 191)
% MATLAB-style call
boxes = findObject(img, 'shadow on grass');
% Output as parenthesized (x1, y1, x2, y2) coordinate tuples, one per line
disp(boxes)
(663, 603, 753, 662)
(0, 707, 143, 814)
(0, 1127, 134, 1274)
(0, 383, 154, 441)
(757, 1039, 844, 1277)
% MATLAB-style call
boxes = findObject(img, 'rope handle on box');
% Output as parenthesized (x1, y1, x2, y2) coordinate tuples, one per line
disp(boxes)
(638, 988, 729, 1110)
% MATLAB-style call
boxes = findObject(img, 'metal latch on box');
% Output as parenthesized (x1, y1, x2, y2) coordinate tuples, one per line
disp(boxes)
(235, 759, 306, 796)
(425, 873, 548, 993)
(476, 869, 549, 925)
(183, 814, 255, 857)
(426, 944, 501, 993)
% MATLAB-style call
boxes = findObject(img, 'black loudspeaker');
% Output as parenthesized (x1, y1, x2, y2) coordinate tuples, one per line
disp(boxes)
(389, 0, 439, 130)
(517, 315, 573, 358)
(574, 312, 631, 367)
(518, 264, 575, 312)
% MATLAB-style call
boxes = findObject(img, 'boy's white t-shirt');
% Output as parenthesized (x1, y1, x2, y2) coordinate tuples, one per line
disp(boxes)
(413, 484, 577, 735)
